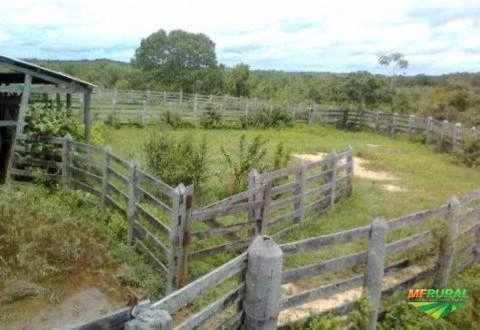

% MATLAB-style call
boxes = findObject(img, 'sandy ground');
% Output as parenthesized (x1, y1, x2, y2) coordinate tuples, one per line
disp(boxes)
(2, 287, 122, 330)
(278, 266, 424, 325)
(292, 145, 405, 192)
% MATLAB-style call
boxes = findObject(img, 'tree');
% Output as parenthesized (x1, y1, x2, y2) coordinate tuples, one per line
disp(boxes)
(227, 63, 251, 97)
(131, 29, 221, 93)
(378, 52, 409, 90)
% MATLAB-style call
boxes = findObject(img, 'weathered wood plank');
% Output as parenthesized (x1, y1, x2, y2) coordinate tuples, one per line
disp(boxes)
(192, 201, 262, 221)
(151, 253, 247, 313)
(70, 165, 102, 182)
(133, 222, 170, 256)
(282, 251, 368, 284)
(269, 195, 297, 212)
(381, 267, 435, 299)
(107, 152, 130, 169)
(280, 225, 370, 256)
(105, 195, 127, 216)
(191, 220, 258, 241)
(459, 189, 480, 205)
(107, 166, 129, 185)
(280, 259, 412, 311)
(176, 285, 244, 330)
(106, 182, 129, 203)
(271, 181, 297, 196)
(189, 239, 251, 261)
(137, 169, 175, 198)
(386, 230, 433, 256)
(268, 209, 299, 227)
(72, 141, 103, 154)
(136, 204, 171, 236)
(388, 206, 448, 230)
(137, 186, 173, 214)
(134, 238, 168, 275)
(216, 311, 243, 330)
(71, 178, 101, 197)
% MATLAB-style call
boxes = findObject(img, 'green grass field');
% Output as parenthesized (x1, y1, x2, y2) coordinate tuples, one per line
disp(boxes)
(104, 123, 480, 241)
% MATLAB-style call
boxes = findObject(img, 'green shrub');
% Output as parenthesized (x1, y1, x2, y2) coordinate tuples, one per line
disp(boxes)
(144, 131, 208, 191)
(241, 106, 294, 128)
(221, 134, 268, 193)
(200, 103, 223, 129)
(160, 110, 194, 129)
(459, 134, 480, 167)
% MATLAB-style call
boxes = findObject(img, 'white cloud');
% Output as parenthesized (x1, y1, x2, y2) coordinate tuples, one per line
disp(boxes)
(1, 0, 479, 74)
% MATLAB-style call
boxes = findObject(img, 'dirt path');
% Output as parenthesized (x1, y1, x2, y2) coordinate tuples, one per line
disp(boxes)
(0, 272, 126, 330)
(293, 146, 406, 192)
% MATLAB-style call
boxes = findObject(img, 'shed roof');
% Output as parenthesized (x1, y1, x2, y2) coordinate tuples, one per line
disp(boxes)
(0, 55, 96, 91)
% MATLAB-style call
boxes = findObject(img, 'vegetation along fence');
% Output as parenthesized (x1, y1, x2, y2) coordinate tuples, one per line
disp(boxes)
(70, 188, 480, 329)
(10, 134, 352, 293)
(320, 109, 478, 153)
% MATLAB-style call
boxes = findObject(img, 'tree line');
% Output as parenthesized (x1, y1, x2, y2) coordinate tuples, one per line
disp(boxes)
(29, 29, 480, 126)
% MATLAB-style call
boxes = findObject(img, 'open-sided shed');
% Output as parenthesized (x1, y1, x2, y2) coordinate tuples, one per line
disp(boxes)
(0, 55, 96, 183)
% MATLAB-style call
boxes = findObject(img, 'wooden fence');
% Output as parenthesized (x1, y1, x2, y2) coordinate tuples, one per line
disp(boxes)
(320, 109, 479, 153)
(66, 88, 317, 126)
(70, 188, 480, 329)
(11, 134, 352, 293)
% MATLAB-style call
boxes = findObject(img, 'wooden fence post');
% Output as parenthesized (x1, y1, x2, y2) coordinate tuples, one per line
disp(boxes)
(127, 163, 139, 245)
(453, 123, 462, 153)
(193, 93, 198, 123)
(440, 120, 449, 148)
(475, 220, 480, 262)
(179, 90, 183, 104)
(125, 309, 172, 330)
(167, 183, 189, 293)
(249, 169, 264, 236)
(391, 113, 398, 135)
(101, 146, 112, 211)
(243, 236, 283, 330)
(426, 116, 434, 144)
(375, 112, 381, 132)
(163, 91, 167, 103)
(259, 183, 272, 235)
(434, 196, 460, 287)
(364, 217, 388, 330)
(345, 145, 354, 196)
(471, 126, 477, 138)
(62, 133, 73, 186)
(330, 151, 337, 208)
(294, 161, 306, 223)
(292, 104, 297, 122)
(408, 114, 416, 139)
(111, 89, 117, 122)
(307, 107, 314, 125)
(342, 109, 349, 128)
(141, 100, 147, 127)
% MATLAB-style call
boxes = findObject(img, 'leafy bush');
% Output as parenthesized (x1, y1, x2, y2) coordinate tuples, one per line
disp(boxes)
(241, 106, 294, 128)
(160, 110, 194, 129)
(144, 131, 208, 190)
(459, 134, 480, 167)
(272, 142, 291, 170)
(221, 134, 268, 193)
(200, 103, 223, 129)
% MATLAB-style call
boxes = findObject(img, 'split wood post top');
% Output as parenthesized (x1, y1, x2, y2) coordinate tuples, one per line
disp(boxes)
(243, 236, 283, 330)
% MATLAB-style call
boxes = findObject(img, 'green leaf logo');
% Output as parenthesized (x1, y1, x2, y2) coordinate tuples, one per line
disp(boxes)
(409, 301, 468, 319)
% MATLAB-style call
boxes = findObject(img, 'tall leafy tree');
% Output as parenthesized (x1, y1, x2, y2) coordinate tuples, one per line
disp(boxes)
(131, 29, 221, 93)
(227, 63, 251, 97)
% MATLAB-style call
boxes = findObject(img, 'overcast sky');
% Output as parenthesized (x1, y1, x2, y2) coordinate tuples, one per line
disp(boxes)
(1, 0, 479, 74)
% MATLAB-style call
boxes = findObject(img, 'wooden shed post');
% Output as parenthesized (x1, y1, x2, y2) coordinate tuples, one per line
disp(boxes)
(364, 217, 388, 330)
(434, 196, 460, 288)
(6, 73, 32, 182)
(242, 236, 283, 330)
(83, 90, 92, 143)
